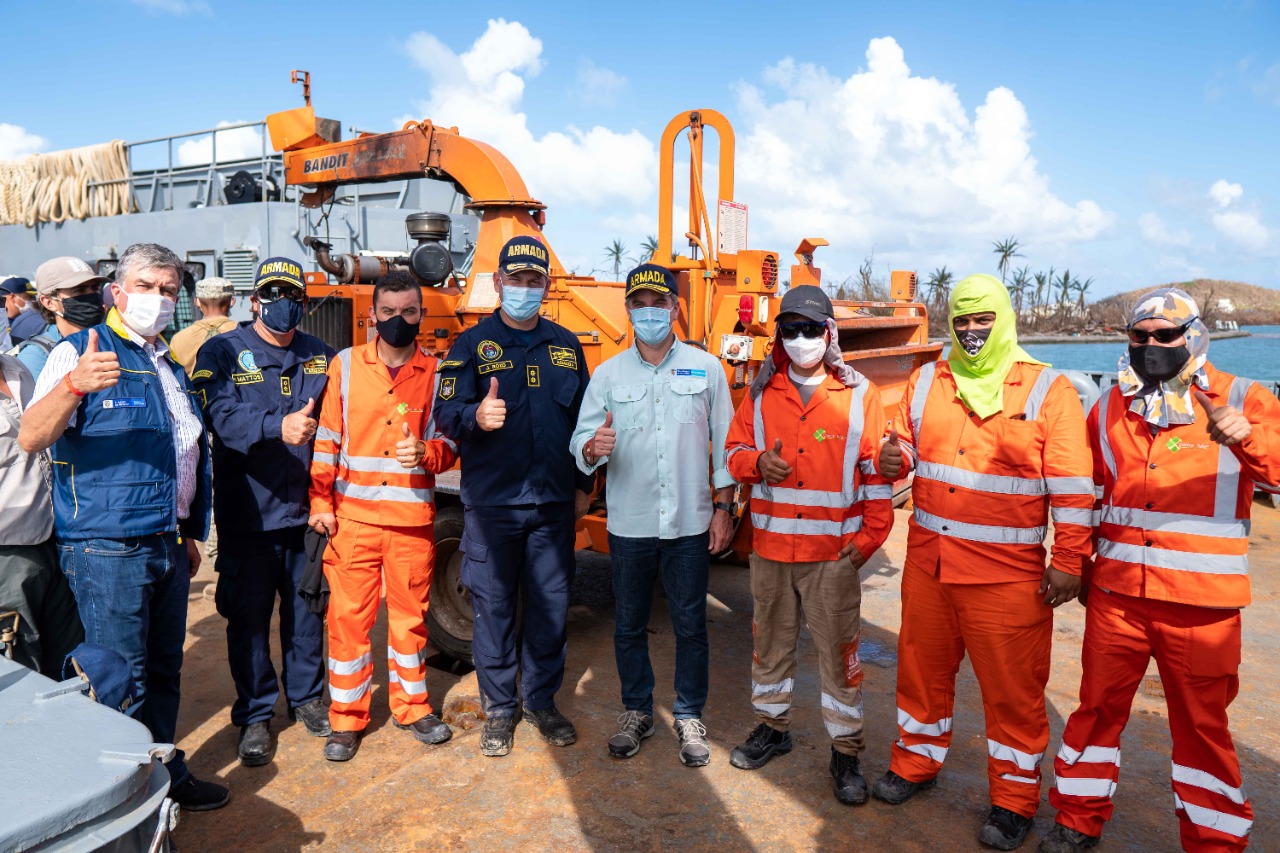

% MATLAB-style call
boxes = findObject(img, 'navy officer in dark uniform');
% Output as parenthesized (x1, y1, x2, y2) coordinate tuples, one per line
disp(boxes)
(193, 257, 336, 766)
(435, 235, 593, 758)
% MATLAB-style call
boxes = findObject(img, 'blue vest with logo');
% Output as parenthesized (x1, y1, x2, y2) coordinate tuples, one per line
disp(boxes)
(50, 318, 212, 541)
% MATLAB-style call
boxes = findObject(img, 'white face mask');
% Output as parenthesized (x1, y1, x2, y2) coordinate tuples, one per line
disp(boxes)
(121, 291, 177, 337)
(783, 334, 827, 369)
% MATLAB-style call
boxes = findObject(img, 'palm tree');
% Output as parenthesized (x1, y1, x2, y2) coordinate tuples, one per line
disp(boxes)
(604, 239, 627, 280)
(1075, 276, 1094, 315)
(1056, 269, 1075, 319)
(992, 236, 1024, 284)
(639, 234, 659, 262)
(1010, 265, 1031, 316)
(925, 266, 954, 311)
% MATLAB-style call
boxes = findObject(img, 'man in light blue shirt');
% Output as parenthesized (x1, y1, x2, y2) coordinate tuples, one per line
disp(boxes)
(571, 262, 735, 768)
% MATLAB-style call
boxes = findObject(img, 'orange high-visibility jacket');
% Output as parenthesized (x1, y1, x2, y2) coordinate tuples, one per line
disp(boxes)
(1088, 363, 1280, 608)
(726, 369, 894, 563)
(889, 360, 1093, 583)
(310, 341, 457, 527)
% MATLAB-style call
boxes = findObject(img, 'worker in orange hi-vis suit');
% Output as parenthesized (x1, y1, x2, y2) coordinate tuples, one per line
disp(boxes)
(308, 271, 458, 763)
(1041, 288, 1280, 853)
(873, 274, 1095, 852)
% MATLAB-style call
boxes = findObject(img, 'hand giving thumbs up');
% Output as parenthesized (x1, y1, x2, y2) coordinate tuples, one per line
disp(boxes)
(396, 421, 426, 468)
(1193, 388, 1251, 446)
(477, 377, 506, 431)
(758, 438, 793, 484)
(282, 397, 318, 446)
(879, 428, 904, 479)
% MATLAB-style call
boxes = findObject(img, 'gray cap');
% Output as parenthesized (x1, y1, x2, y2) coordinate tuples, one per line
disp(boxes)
(195, 277, 236, 299)
(34, 257, 107, 297)
(778, 285, 833, 322)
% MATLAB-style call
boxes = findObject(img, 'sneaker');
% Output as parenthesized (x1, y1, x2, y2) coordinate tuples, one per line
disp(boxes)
(979, 805, 1034, 850)
(830, 747, 869, 805)
(169, 775, 230, 811)
(323, 730, 360, 762)
(480, 713, 519, 757)
(729, 723, 792, 770)
(523, 705, 577, 746)
(394, 713, 453, 745)
(236, 721, 273, 767)
(1037, 823, 1101, 853)
(289, 699, 332, 737)
(674, 718, 711, 767)
(607, 710, 654, 758)
(871, 769, 937, 805)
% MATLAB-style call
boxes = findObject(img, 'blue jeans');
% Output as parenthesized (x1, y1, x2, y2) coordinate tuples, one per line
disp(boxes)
(58, 532, 192, 786)
(608, 531, 710, 720)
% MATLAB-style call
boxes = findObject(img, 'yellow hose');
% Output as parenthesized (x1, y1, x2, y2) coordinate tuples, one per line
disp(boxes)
(0, 140, 132, 227)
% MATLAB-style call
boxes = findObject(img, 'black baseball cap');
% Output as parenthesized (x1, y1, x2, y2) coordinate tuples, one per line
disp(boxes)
(254, 256, 304, 290)
(498, 236, 550, 276)
(625, 263, 677, 297)
(779, 285, 833, 322)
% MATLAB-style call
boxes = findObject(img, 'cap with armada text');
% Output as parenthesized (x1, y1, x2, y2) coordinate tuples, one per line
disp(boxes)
(778, 284, 833, 323)
(34, 258, 107, 297)
(625, 263, 677, 297)
(254, 257, 304, 290)
(497, 236, 550, 276)
(0, 276, 33, 297)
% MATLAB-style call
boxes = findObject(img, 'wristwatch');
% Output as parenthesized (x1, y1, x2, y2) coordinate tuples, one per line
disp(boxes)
(713, 501, 734, 514)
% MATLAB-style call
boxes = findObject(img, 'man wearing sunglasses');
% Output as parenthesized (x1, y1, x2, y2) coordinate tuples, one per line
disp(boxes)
(1042, 288, 1280, 853)
(723, 284, 894, 804)
(873, 273, 1094, 850)
(193, 257, 337, 767)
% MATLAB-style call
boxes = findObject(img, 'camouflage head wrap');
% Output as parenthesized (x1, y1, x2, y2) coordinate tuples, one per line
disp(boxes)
(1116, 287, 1209, 427)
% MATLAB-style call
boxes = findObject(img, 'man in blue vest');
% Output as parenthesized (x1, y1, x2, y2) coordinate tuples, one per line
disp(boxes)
(194, 257, 337, 767)
(19, 242, 228, 812)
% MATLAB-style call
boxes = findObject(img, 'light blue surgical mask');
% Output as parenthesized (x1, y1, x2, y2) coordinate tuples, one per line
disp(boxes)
(630, 306, 674, 346)
(501, 285, 545, 322)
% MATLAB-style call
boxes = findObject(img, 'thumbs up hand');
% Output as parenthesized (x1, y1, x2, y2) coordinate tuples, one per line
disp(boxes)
(68, 328, 120, 394)
(396, 421, 426, 468)
(879, 427, 904, 480)
(1194, 387, 1251, 446)
(282, 396, 318, 445)
(757, 438, 793, 485)
(477, 376, 507, 431)
(589, 411, 617, 461)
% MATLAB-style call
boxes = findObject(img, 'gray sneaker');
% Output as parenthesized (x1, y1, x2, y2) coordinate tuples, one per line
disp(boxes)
(675, 718, 710, 767)
(607, 710, 654, 758)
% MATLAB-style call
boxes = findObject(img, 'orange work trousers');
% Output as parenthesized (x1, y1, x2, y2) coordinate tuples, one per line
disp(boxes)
(324, 518, 435, 732)
(889, 561, 1053, 818)
(1050, 588, 1252, 851)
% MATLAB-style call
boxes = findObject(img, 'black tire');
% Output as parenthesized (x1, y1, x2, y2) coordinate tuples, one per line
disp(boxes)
(425, 504, 473, 664)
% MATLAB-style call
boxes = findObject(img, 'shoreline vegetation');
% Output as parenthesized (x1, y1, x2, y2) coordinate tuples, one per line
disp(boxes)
(928, 330, 1253, 345)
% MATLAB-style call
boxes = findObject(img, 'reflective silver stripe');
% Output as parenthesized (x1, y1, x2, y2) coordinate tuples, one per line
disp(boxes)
(859, 484, 893, 501)
(988, 739, 1042, 772)
(1058, 744, 1120, 767)
(1173, 795, 1252, 837)
(825, 720, 860, 738)
(1022, 368, 1060, 421)
(1094, 485, 1105, 499)
(439, 436, 458, 453)
(1171, 762, 1247, 805)
(725, 444, 752, 463)
(388, 671, 428, 695)
(1097, 538, 1248, 575)
(908, 361, 937, 449)
(1046, 476, 1095, 496)
(334, 480, 434, 504)
(343, 454, 425, 475)
(896, 738, 947, 763)
(753, 380, 868, 509)
(1055, 776, 1116, 798)
(388, 645, 423, 669)
(329, 676, 371, 704)
(328, 652, 371, 676)
(753, 702, 790, 716)
(312, 450, 338, 466)
(1001, 774, 1039, 784)
(337, 348, 352, 455)
(1052, 507, 1095, 526)
(913, 508, 1046, 545)
(843, 382, 867, 505)
(915, 461, 1048, 496)
(752, 679, 794, 696)
(821, 692, 864, 720)
(1096, 388, 1117, 480)
(859, 458, 876, 476)
(762, 487, 849, 508)
(751, 513, 864, 537)
(898, 708, 952, 737)
(1100, 506, 1249, 538)
(1212, 377, 1252, 518)
(316, 426, 342, 442)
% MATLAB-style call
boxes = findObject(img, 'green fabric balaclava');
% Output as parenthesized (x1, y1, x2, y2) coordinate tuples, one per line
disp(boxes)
(947, 273, 1044, 419)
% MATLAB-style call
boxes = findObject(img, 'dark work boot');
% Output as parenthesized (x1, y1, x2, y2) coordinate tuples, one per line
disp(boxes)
(480, 713, 519, 757)
(830, 747, 869, 805)
(523, 705, 577, 746)
(395, 713, 453, 745)
(871, 769, 937, 804)
(169, 775, 230, 811)
(323, 730, 360, 762)
(979, 805, 1034, 850)
(729, 723, 792, 770)
(236, 721, 273, 767)
(289, 699, 332, 737)
(1037, 823, 1101, 853)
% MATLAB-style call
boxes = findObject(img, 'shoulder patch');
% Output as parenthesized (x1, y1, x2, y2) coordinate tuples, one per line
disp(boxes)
(302, 354, 329, 375)
(439, 377, 456, 400)
(237, 350, 260, 373)
(440, 359, 465, 369)
(548, 345, 578, 370)
(191, 369, 213, 381)
(478, 340, 503, 362)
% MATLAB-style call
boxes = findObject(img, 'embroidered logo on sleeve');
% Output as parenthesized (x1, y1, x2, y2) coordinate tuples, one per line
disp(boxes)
(548, 345, 578, 370)
(191, 369, 213, 381)
(440, 377, 456, 400)
(302, 355, 329, 375)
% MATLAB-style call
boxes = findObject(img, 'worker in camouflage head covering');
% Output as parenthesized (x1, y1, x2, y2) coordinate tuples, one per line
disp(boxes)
(1115, 287, 1210, 428)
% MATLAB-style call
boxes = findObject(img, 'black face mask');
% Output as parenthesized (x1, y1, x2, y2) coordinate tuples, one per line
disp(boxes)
(59, 292, 106, 328)
(957, 328, 992, 356)
(1129, 344, 1191, 383)
(376, 315, 420, 349)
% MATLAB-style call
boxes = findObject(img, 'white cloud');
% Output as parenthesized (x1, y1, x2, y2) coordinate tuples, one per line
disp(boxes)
(1137, 212, 1192, 248)
(129, 0, 212, 15)
(0, 123, 47, 161)
(176, 121, 264, 166)
(1206, 179, 1270, 253)
(401, 19, 656, 208)
(573, 60, 627, 107)
(1209, 179, 1243, 208)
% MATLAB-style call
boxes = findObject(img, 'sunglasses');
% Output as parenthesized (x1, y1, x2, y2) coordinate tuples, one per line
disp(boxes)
(1127, 321, 1192, 345)
(778, 321, 826, 340)
(257, 283, 305, 303)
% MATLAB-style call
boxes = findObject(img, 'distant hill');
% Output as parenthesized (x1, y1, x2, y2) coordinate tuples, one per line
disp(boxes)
(1094, 279, 1280, 326)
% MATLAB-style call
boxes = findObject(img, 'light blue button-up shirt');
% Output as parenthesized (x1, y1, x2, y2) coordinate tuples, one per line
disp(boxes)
(572, 339, 735, 539)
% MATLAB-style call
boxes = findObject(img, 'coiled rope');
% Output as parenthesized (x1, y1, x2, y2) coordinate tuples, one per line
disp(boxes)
(0, 140, 133, 227)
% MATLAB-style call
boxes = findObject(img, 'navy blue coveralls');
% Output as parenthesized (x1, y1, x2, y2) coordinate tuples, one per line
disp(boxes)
(193, 325, 336, 727)
(435, 310, 593, 717)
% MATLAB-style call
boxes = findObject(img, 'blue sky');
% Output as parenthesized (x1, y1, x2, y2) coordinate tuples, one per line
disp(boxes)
(2, 0, 1277, 296)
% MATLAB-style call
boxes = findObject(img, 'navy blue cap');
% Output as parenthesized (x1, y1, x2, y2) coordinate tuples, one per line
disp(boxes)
(0, 276, 32, 297)
(498, 236, 550, 276)
(254, 256, 304, 290)
(63, 643, 137, 714)
(625, 263, 676, 297)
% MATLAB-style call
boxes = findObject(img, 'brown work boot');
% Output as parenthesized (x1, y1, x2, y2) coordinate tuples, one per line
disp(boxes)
(395, 713, 453, 745)
(323, 730, 360, 762)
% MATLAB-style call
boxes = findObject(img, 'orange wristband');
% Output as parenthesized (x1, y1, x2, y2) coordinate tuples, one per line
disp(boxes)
(64, 373, 86, 397)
